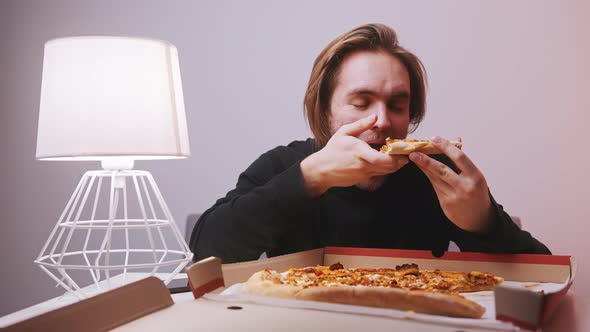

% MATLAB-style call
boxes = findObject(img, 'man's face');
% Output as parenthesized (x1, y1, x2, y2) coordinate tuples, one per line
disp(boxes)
(329, 50, 411, 191)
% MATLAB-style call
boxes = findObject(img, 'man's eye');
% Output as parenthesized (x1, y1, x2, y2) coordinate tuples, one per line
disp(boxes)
(351, 102, 369, 109)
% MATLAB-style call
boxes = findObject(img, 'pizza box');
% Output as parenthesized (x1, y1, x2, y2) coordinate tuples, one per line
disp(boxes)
(3, 247, 573, 331)
(2, 275, 509, 332)
(186, 247, 576, 331)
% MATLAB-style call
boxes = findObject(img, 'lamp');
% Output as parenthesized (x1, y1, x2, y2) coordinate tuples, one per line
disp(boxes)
(35, 36, 193, 298)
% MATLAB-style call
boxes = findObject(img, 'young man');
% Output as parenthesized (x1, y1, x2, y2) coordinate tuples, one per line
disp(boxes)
(190, 23, 550, 263)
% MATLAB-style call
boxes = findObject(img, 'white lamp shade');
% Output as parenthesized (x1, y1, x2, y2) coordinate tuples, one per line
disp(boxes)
(36, 36, 191, 160)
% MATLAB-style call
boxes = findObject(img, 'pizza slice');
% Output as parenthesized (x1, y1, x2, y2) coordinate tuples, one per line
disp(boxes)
(380, 138, 463, 155)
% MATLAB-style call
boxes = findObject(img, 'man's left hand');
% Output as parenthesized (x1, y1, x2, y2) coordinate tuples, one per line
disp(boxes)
(409, 136, 494, 233)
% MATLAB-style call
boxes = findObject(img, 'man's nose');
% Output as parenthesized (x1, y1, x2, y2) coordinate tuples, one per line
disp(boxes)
(372, 104, 391, 130)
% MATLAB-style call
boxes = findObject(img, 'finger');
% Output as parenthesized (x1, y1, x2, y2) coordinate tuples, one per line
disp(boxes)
(377, 158, 409, 175)
(375, 157, 409, 174)
(335, 114, 377, 137)
(431, 136, 477, 175)
(389, 155, 410, 172)
(409, 152, 453, 191)
(355, 159, 393, 177)
(409, 152, 461, 187)
(391, 155, 410, 167)
(358, 149, 394, 170)
(423, 170, 454, 196)
(411, 156, 453, 195)
(360, 148, 408, 169)
(354, 150, 405, 176)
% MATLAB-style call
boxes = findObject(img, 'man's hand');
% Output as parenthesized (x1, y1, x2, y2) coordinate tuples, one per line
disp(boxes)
(409, 136, 494, 233)
(301, 114, 409, 197)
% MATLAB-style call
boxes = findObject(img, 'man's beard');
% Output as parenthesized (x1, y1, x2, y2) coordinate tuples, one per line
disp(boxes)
(356, 175, 387, 192)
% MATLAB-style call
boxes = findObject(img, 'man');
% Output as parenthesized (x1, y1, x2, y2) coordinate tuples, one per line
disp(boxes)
(190, 23, 550, 263)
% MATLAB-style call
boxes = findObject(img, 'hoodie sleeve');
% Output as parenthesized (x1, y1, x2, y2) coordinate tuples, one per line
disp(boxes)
(449, 193, 551, 254)
(189, 147, 317, 263)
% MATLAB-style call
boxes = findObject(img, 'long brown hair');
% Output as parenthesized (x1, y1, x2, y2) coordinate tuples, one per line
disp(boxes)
(304, 23, 427, 147)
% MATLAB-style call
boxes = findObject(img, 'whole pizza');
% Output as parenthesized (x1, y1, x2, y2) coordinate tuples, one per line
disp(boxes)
(240, 263, 503, 318)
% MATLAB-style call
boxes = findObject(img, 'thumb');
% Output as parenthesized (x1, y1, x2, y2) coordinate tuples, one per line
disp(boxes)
(335, 114, 377, 137)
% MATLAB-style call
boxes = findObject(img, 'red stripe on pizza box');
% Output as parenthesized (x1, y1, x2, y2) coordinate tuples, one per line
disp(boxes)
(496, 314, 539, 331)
(324, 247, 570, 265)
(190, 277, 224, 299)
(541, 281, 574, 326)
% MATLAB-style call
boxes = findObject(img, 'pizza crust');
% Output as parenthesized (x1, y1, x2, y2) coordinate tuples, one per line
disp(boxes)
(241, 271, 301, 299)
(380, 138, 463, 155)
(241, 270, 485, 318)
(298, 285, 485, 318)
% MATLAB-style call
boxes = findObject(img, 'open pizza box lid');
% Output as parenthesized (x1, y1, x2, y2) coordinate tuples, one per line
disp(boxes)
(2, 247, 574, 331)
(188, 247, 575, 331)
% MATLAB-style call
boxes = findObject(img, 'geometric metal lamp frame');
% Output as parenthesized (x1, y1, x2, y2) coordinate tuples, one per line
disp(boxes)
(35, 170, 193, 299)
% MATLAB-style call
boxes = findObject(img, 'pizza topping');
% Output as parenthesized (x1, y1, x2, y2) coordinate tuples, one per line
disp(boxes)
(329, 262, 344, 270)
(396, 263, 419, 276)
(266, 263, 502, 295)
(395, 263, 418, 270)
(435, 280, 451, 290)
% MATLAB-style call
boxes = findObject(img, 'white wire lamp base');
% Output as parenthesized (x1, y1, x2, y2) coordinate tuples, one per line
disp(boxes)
(35, 169, 194, 299)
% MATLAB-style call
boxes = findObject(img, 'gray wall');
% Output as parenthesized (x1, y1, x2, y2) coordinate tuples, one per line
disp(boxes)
(1, 0, 589, 317)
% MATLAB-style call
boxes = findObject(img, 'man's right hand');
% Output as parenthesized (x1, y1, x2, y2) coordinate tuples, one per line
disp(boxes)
(300, 114, 409, 197)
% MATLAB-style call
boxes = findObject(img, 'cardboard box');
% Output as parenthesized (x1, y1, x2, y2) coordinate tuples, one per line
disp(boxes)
(3, 247, 574, 331)
(187, 247, 576, 331)
(2, 273, 509, 332)
(3, 277, 174, 332)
